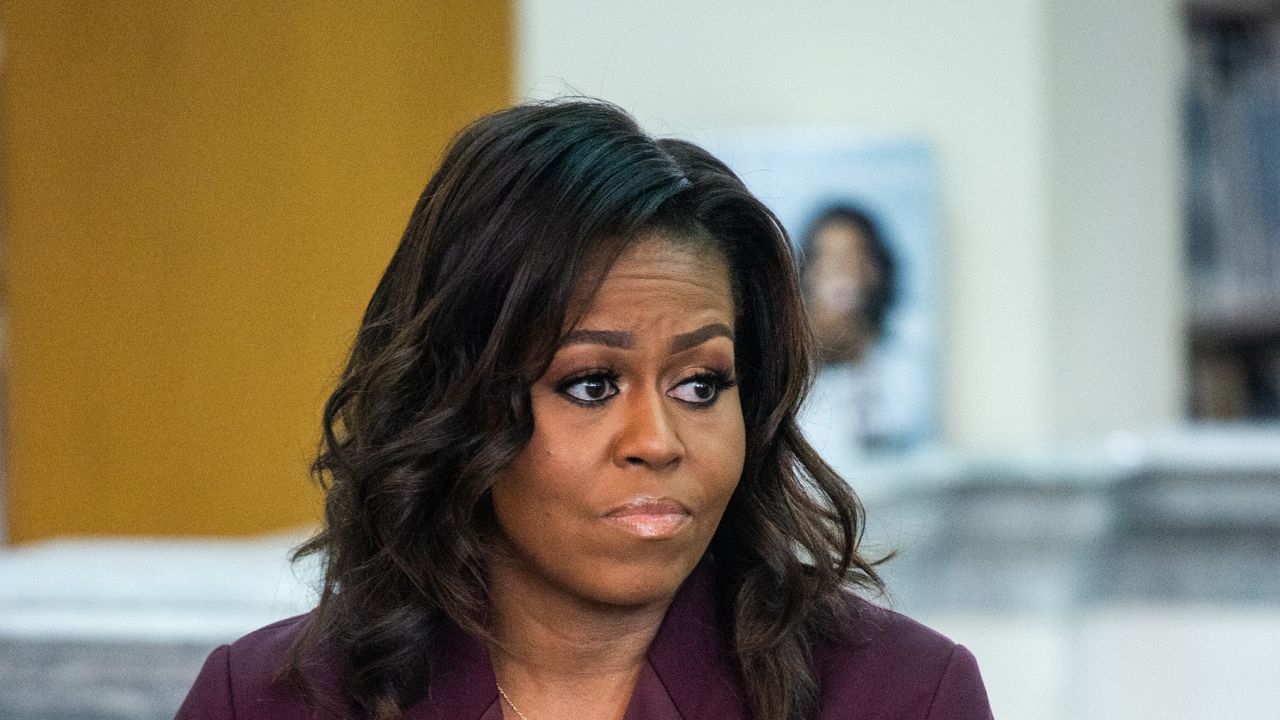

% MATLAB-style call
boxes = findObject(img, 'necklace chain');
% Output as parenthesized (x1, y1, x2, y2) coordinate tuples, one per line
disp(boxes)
(496, 683, 532, 720)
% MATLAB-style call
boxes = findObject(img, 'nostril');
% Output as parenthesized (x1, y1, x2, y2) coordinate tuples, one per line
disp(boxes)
(623, 453, 680, 470)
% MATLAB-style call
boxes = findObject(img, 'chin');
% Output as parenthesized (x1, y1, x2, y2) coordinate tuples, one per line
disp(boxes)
(578, 555, 701, 609)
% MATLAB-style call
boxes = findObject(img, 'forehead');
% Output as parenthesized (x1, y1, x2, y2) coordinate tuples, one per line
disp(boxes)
(574, 232, 734, 323)
(813, 220, 868, 254)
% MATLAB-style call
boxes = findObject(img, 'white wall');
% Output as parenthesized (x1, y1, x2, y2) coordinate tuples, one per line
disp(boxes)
(516, 0, 1186, 449)
(1045, 0, 1187, 440)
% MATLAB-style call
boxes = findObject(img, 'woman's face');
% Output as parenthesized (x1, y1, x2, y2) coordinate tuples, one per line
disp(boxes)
(490, 232, 745, 609)
(807, 219, 882, 362)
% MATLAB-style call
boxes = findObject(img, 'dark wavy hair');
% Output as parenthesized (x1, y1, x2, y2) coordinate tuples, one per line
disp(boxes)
(286, 99, 884, 720)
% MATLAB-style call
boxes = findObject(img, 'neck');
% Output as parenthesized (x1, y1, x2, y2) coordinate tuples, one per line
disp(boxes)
(484, 556, 677, 718)
(486, 558, 673, 676)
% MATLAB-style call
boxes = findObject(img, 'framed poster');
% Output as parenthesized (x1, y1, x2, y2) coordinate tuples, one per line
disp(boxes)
(698, 129, 942, 474)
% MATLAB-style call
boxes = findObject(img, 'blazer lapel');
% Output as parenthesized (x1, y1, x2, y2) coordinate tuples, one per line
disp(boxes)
(644, 561, 748, 719)
(403, 619, 499, 720)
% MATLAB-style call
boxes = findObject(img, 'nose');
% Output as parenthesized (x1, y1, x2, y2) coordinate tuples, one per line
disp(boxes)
(612, 387, 684, 471)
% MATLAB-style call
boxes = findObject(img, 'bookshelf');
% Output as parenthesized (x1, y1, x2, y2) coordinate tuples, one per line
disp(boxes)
(1184, 0, 1280, 419)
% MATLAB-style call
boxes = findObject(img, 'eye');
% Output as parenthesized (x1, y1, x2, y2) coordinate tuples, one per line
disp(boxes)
(668, 372, 735, 405)
(559, 373, 620, 404)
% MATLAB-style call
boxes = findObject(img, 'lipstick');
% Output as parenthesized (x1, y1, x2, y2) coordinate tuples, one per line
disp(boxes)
(604, 498, 691, 539)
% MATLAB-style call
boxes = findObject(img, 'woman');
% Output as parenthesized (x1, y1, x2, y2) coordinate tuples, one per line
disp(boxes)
(176, 99, 992, 720)
(798, 204, 897, 369)
(796, 204, 921, 460)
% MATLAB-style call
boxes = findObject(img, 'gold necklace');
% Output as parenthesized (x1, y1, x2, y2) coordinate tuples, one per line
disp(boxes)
(496, 683, 532, 720)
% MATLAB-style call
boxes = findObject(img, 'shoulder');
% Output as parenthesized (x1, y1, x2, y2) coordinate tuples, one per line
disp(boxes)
(222, 613, 314, 682)
(176, 614, 341, 720)
(813, 595, 993, 720)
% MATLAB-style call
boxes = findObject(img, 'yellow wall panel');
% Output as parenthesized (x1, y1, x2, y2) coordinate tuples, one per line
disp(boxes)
(3, 1, 512, 542)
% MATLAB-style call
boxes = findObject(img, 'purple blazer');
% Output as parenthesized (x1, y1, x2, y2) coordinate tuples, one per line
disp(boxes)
(176, 564, 993, 719)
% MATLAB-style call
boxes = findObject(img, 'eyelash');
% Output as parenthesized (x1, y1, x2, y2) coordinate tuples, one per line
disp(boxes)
(555, 368, 738, 408)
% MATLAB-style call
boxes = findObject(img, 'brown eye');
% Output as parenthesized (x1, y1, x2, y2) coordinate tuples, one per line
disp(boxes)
(561, 375, 619, 403)
(668, 374, 731, 405)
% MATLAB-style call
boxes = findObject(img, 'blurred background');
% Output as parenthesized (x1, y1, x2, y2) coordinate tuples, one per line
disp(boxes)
(2, 1, 1278, 718)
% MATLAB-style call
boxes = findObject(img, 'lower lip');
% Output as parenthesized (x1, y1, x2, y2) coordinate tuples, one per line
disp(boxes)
(605, 513, 691, 539)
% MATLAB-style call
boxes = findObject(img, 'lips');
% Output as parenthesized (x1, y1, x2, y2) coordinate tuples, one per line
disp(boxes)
(603, 497, 692, 539)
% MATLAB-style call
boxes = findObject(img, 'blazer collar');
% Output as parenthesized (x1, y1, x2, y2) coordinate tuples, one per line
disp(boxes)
(404, 559, 747, 719)
(644, 560, 747, 718)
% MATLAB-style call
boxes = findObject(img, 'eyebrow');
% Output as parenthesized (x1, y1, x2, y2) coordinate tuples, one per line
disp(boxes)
(559, 329, 634, 349)
(669, 322, 734, 353)
(557, 322, 734, 353)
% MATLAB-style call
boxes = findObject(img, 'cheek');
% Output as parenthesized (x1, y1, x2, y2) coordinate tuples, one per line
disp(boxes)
(489, 418, 600, 553)
(694, 400, 747, 509)
(492, 444, 573, 524)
